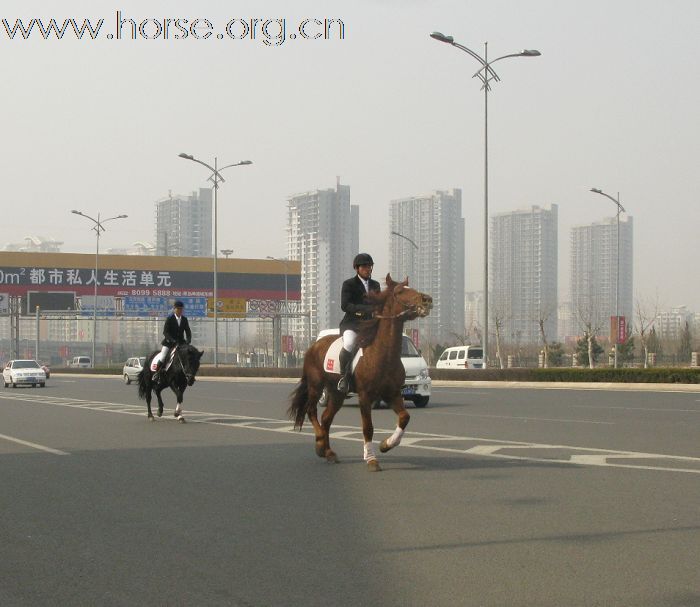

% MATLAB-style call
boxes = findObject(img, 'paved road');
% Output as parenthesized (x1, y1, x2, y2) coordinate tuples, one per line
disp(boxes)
(1, 377, 699, 606)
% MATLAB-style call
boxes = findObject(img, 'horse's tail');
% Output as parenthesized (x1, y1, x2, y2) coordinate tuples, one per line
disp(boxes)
(137, 368, 149, 400)
(137, 352, 156, 400)
(288, 375, 309, 430)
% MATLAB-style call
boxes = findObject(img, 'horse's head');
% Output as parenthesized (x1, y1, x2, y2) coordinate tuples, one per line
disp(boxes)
(181, 345, 204, 386)
(384, 274, 433, 320)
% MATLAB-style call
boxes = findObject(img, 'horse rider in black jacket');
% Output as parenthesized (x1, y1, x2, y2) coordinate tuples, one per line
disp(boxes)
(153, 300, 192, 383)
(337, 253, 381, 393)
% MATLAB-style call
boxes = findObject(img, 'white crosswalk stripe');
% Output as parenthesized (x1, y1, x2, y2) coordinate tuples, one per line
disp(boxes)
(2, 392, 700, 474)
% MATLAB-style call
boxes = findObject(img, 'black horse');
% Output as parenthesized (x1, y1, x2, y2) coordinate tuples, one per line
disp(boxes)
(137, 345, 203, 422)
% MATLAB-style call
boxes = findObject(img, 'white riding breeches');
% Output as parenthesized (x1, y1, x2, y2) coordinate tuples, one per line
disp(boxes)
(342, 329, 357, 353)
(156, 345, 170, 365)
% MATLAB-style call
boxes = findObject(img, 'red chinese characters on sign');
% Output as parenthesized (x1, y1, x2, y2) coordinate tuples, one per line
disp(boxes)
(326, 358, 335, 372)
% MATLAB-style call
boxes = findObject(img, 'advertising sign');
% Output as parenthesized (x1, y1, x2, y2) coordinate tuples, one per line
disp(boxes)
(610, 315, 627, 344)
(282, 335, 294, 353)
(124, 296, 207, 317)
(207, 297, 247, 318)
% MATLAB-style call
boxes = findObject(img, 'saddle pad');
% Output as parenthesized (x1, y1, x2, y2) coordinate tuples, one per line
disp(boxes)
(150, 348, 177, 372)
(323, 337, 362, 375)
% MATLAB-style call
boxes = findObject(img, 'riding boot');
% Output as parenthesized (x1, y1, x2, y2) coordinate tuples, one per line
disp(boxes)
(152, 360, 163, 384)
(337, 348, 354, 394)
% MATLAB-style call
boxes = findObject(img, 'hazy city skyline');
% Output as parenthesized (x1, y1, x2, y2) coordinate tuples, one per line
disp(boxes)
(2, 0, 698, 310)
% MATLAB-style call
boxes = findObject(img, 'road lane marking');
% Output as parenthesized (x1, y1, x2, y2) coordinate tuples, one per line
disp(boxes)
(0, 432, 69, 455)
(3, 392, 700, 474)
(425, 411, 614, 425)
(570, 404, 700, 413)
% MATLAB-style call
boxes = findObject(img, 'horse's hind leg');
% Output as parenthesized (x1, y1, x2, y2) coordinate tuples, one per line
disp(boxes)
(155, 387, 166, 418)
(146, 392, 155, 421)
(379, 394, 410, 454)
(173, 387, 184, 422)
(304, 384, 327, 458)
(320, 390, 344, 463)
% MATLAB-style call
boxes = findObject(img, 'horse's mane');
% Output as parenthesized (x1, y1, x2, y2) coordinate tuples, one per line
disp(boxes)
(356, 280, 396, 348)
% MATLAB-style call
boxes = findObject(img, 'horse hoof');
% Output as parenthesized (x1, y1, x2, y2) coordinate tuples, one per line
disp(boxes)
(178, 417, 186, 424)
(326, 451, 339, 464)
(379, 439, 391, 453)
(315, 444, 326, 458)
(148, 415, 154, 421)
(367, 459, 382, 472)
(157, 410, 163, 418)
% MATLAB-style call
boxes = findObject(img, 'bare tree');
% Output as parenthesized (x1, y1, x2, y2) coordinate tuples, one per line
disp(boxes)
(492, 312, 506, 369)
(635, 293, 660, 369)
(575, 304, 604, 369)
(536, 302, 557, 368)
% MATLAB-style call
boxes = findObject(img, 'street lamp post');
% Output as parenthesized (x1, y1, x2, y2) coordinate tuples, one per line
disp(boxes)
(179, 153, 252, 366)
(590, 188, 626, 369)
(267, 256, 289, 367)
(71, 210, 128, 366)
(430, 32, 540, 367)
(221, 249, 234, 258)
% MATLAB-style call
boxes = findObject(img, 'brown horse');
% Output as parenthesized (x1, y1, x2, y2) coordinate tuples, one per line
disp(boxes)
(288, 274, 432, 471)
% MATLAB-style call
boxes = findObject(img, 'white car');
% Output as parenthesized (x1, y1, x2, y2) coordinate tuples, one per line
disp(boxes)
(122, 356, 146, 384)
(316, 329, 431, 407)
(3, 360, 47, 388)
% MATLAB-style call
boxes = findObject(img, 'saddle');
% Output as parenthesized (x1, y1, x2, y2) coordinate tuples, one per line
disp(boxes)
(323, 337, 363, 375)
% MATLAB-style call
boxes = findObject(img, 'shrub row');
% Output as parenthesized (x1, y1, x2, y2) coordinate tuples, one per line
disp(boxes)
(430, 367, 700, 384)
(54, 366, 700, 383)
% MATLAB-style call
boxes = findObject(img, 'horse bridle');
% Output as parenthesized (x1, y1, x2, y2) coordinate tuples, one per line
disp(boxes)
(176, 347, 195, 384)
(373, 289, 419, 320)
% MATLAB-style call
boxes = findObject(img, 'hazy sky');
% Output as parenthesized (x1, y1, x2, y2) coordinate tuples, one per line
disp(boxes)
(2, 0, 698, 309)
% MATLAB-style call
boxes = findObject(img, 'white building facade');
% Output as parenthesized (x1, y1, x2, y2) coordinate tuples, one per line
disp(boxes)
(286, 180, 359, 342)
(490, 204, 558, 345)
(155, 188, 212, 257)
(389, 189, 465, 344)
(570, 215, 633, 337)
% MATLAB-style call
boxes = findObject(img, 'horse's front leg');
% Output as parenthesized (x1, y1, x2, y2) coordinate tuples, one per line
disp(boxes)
(172, 385, 185, 421)
(379, 393, 410, 454)
(358, 393, 380, 472)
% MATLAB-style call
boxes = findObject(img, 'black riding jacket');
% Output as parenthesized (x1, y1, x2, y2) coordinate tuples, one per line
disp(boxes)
(339, 275, 381, 333)
(161, 314, 192, 347)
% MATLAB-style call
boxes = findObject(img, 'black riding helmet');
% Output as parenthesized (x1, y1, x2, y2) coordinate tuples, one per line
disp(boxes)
(353, 253, 374, 268)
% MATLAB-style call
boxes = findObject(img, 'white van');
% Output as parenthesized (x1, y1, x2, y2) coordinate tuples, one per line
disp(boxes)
(69, 356, 92, 368)
(316, 329, 431, 407)
(436, 345, 484, 369)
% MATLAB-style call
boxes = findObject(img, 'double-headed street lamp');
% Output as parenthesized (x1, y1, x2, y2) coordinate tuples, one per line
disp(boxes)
(71, 210, 128, 366)
(179, 153, 252, 367)
(590, 187, 627, 369)
(430, 31, 540, 366)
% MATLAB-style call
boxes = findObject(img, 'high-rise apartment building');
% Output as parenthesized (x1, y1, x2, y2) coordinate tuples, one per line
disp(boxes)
(389, 189, 465, 344)
(490, 205, 558, 345)
(286, 180, 359, 342)
(570, 215, 633, 336)
(155, 189, 212, 257)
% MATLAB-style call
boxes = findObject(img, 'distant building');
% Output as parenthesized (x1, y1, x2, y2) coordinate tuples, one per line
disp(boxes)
(570, 215, 633, 336)
(286, 179, 359, 343)
(490, 205, 558, 345)
(155, 189, 212, 257)
(389, 189, 465, 344)
(3, 236, 63, 253)
(106, 242, 156, 256)
(655, 306, 694, 340)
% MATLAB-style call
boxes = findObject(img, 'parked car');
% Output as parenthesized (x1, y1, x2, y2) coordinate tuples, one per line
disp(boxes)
(3, 360, 47, 388)
(316, 329, 431, 407)
(436, 345, 485, 369)
(69, 356, 92, 368)
(122, 357, 146, 384)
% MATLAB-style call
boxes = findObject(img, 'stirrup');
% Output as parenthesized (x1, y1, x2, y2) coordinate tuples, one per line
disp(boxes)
(337, 375, 350, 394)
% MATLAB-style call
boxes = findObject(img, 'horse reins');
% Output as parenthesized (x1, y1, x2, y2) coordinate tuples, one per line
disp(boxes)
(373, 290, 417, 320)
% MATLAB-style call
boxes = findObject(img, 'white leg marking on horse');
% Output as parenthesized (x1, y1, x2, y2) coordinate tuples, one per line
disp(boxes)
(386, 426, 404, 449)
(363, 441, 377, 462)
